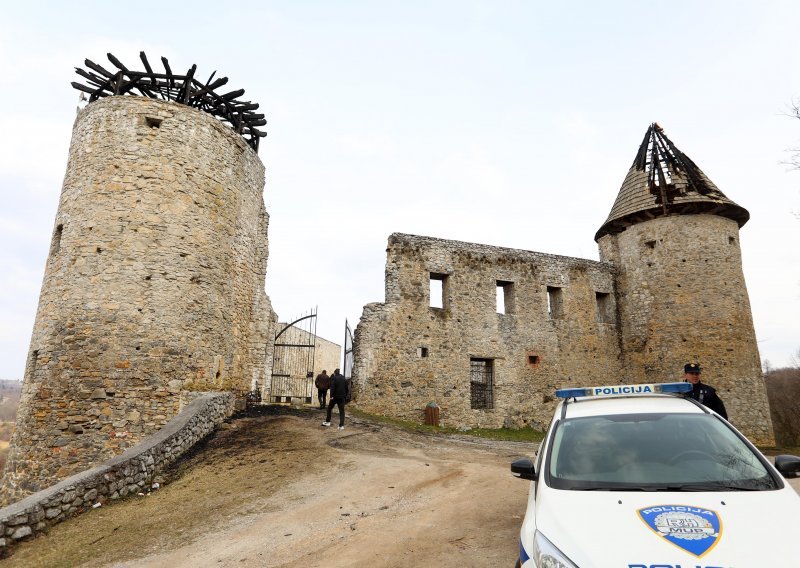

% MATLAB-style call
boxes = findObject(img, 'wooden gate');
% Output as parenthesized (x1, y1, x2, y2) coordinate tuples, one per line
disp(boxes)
(269, 309, 317, 403)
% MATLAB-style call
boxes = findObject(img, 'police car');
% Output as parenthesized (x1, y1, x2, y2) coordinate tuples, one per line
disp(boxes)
(510, 382, 800, 567)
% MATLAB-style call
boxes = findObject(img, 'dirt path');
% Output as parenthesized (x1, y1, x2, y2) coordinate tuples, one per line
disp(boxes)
(6, 407, 532, 568)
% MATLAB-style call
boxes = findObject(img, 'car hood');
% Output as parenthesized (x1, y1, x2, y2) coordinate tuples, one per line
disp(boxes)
(535, 485, 799, 566)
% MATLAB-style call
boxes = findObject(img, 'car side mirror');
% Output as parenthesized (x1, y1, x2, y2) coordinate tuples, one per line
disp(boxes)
(511, 457, 537, 481)
(775, 455, 800, 477)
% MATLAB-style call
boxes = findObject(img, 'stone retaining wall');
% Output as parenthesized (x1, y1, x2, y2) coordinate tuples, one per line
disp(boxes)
(0, 392, 234, 549)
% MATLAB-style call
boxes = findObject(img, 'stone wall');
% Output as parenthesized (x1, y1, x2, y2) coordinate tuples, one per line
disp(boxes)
(353, 233, 621, 430)
(354, 219, 773, 444)
(2, 96, 275, 501)
(313, 335, 342, 378)
(598, 214, 773, 444)
(0, 392, 234, 550)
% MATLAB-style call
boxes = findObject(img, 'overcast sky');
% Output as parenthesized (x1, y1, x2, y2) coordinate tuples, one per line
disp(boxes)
(1, 1, 799, 380)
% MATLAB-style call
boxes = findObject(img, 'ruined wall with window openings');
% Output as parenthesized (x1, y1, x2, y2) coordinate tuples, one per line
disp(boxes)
(353, 234, 622, 431)
(353, 124, 774, 445)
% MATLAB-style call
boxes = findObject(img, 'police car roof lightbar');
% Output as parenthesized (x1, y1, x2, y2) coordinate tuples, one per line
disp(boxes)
(555, 382, 692, 399)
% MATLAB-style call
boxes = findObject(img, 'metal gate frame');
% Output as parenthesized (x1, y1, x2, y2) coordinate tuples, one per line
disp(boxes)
(343, 319, 354, 380)
(269, 309, 317, 403)
(343, 319, 355, 403)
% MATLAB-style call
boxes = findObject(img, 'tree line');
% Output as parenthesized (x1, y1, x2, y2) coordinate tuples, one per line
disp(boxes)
(764, 348, 800, 449)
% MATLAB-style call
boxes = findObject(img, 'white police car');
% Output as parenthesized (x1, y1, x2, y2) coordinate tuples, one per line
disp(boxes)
(511, 382, 800, 567)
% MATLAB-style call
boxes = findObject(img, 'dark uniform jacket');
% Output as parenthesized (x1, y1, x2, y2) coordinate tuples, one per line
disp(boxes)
(687, 382, 728, 420)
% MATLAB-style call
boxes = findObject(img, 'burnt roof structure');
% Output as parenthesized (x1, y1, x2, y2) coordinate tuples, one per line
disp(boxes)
(595, 123, 749, 241)
(71, 52, 266, 152)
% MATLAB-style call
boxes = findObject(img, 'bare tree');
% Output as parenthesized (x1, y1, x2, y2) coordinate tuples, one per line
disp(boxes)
(790, 347, 800, 369)
(788, 99, 800, 169)
(764, 347, 800, 448)
(786, 100, 800, 219)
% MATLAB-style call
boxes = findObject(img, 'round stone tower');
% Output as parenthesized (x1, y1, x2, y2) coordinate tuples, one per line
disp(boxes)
(596, 123, 773, 444)
(2, 91, 273, 500)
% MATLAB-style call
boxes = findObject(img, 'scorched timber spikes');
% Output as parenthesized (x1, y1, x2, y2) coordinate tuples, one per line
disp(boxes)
(72, 51, 267, 152)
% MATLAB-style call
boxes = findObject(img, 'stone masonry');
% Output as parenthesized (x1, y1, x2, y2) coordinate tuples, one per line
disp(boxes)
(313, 335, 342, 379)
(353, 125, 774, 445)
(2, 96, 276, 502)
(0, 392, 234, 549)
(353, 234, 622, 432)
(597, 214, 771, 443)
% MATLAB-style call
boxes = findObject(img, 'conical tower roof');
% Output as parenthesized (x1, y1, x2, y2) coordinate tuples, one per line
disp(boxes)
(595, 123, 749, 241)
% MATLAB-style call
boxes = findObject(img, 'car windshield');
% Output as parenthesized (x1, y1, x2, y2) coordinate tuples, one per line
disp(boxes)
(547, 413, 778, 491)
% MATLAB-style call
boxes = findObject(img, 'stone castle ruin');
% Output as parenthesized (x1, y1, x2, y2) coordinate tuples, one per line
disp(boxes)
(1, 53, 278, 502)
(352, 124, 774, 445)
(1, 56, 775, 510)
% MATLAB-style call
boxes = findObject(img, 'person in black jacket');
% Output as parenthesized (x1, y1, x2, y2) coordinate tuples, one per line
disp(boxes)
(683, 362, 728, 419)
(314, 370, 330, 409)
(322, 368, 348, 430)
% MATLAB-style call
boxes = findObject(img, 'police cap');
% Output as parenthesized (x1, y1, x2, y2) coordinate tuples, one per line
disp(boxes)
(684, 362, 702, 374)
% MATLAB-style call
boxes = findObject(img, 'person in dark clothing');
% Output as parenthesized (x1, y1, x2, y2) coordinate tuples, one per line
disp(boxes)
(322, 368, 348, 430)
(314, 369, 330, 409)
(683, 362, 728, 419)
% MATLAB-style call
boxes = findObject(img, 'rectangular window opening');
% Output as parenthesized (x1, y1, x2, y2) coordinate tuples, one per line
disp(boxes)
(417, 347, 429, 358)
(429, 273, 447, 309)
(596, 291, 613, 324)
(547, 286, 563, 319)
(470, 358, 494, 410)
(145, 116, 163, 128)
(527, 354, 540, 366)
(496, 280, 514, 314)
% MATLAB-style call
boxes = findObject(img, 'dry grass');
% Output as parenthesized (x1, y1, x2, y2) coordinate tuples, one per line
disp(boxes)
(4, 407, 335, 567)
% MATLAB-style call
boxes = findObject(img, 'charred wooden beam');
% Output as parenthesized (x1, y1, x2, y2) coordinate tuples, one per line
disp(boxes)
(161, 56, 174, 95)
(71, 82, 97, 95)
(74, 68, 109, 89)
(185, 78, 225, 107)
(232, 102, 259, 112)
(84, 59, 115, 78)
(139, 51, 154, 76)
(220, 88, 245, 101)
(107, 53, 128, 71)
(72, 51, 267, 151)
(178, 64, 197, 103)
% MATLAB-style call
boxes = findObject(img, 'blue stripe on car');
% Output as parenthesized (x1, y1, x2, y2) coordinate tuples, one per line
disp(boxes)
(519, 539, 530, 564)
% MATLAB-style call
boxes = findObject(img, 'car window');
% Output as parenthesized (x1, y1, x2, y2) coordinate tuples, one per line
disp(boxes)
(547, 413, 778, 491)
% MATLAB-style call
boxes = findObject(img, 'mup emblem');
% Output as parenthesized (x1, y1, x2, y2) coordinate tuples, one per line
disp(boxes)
(637, 505, 722, 557)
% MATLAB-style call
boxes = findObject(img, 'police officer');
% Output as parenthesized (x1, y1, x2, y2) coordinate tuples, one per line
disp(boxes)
(683, 362, 728, 419)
